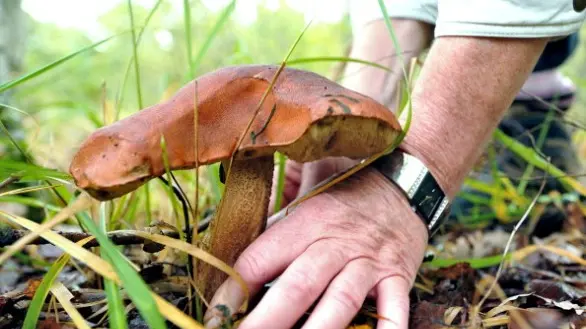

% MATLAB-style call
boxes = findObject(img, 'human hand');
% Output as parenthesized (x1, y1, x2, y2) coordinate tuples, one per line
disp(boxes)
(204, 164, 429, 329)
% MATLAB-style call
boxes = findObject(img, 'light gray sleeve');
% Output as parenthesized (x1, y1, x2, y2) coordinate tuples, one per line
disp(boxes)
(349, 0, 438, 33)
(435, 0, 586, 38)
(349, 0, 585, 38)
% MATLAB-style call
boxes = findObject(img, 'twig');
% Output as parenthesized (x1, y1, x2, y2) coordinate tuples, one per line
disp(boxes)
(0, 215, 212, 248)
(514, 264, 585, 284)
(477, 170, 548, 309)
(0, 175, 20, 190)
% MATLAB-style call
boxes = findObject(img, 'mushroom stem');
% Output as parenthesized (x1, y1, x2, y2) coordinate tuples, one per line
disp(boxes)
(197, 156, 274, 302)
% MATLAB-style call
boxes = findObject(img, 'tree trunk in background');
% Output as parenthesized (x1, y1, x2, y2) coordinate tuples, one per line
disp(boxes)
(0, 0, 27, 149)
(0, 0, 31, 217)
(0, 0, 26, 99)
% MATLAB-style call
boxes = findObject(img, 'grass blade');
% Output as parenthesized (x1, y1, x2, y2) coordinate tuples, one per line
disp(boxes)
(115, 0, 162, 120)
(376, 0, 412, 117)
(184, 0, 195, 78)
(0, 193, 93, 265)
(287, 56, 392, 72)
(127, 0, 143, 110)
(191, 0, 236, 74)
(102, 254, 129, 329)
(22, 250, 71, 328)
(494, 128, 586, 195)
(126, 0, 152, 225)
(0, 184, 63, 198)
(0, 34, 119, 93)
(273, 152, 286, 213)
(0, 160, 70, 182)
(77, 211, 167, 329)
(516, 109, 555, 195)
(0, 195, 61, 212)
(159, 136, 183, 240)
(0, 209, 230, 328)
(0, 119, 28, 160)
(50, 282, 92, 329)
(100, 203, 129, 329)
(192, 80, 203, 321)
(22, 235, 95, 329)
(130, 231, 250, 313)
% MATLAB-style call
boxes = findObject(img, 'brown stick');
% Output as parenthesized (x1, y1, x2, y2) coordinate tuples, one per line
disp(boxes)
(0, 215, 212, 248)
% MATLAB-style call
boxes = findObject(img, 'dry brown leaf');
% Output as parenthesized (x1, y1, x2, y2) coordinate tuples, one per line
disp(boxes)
(38, 317, 75, 329)
(508, 308, 563, 329)
(410, 301, 449, 329)
(444, 306, 463, 325)
(513, 245, 586, 266)
(24, 279, 42, 299)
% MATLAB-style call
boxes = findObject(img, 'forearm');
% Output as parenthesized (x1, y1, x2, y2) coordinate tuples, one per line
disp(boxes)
(401, 36, 548, 198)
(341, 19, 433, 110)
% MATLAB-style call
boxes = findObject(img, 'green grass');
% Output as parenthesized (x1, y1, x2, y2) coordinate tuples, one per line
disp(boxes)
(78, 208, 167, 328)
(0, 34, 120, 93)
(100, 203, 130, 329)
(1, 1, 585, 327)
(191, 0, 236, 76)
(22, 250, 72, 329)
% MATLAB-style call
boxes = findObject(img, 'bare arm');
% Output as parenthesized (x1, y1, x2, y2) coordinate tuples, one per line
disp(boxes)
(341, 19, 433, 110)
(341, 19, 547, 197)
(401, 36, 547, 198)
(207, 19, 550, 329)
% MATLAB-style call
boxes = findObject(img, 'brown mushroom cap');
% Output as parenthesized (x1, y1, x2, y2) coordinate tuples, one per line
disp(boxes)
(69, 64, 401, 200)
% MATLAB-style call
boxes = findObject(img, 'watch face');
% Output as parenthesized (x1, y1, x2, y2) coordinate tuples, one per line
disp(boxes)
(411, 172, 446, 226)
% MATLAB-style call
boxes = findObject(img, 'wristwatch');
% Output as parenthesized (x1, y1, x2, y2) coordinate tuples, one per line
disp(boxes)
(370, 149, 451, 238)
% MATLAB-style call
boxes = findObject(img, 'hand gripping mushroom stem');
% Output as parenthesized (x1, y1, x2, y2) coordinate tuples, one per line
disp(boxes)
(69, 64, 402, 304)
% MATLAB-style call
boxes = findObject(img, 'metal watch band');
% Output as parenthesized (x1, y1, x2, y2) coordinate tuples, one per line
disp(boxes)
(370, 150, 450, 237)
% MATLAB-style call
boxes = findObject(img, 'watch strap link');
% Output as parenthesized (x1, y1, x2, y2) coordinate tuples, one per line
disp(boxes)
(371, 150, 450, 237)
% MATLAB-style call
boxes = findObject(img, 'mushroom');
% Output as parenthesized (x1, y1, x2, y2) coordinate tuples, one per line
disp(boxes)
(69, 64, 402, 303)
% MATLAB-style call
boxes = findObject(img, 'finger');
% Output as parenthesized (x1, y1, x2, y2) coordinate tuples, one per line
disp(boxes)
(237, 242, 348, 329)
(301, 258, 376, 329)
(375, 275, 412, 329)
(205, 208, 321, 324)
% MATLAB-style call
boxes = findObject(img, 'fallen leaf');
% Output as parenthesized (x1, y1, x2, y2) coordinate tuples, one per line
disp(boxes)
(527, 280, 585, 301)
(37, 317, 76, 329)
(410, 301, 449, 329)
(24, 279, 41, 299)
(434, 263, 476, 281)
(508, 308, 563, 329)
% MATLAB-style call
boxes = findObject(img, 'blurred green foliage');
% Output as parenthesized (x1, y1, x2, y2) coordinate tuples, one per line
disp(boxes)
(2, 0, 586, 225)
(8, 1, 351, 171)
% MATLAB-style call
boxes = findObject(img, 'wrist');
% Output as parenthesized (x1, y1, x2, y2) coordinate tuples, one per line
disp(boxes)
(399, 131, 466, 199)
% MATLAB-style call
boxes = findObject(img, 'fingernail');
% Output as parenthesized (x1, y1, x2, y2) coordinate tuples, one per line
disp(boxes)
(204, 315, 222, 329)
(204, 279, 247, 325)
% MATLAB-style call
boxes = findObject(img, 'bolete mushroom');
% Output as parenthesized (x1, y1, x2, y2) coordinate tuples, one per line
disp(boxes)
(69, 64, 402, 302)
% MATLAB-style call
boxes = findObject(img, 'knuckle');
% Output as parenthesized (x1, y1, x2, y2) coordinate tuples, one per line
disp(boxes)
(329, 285, 363, 313)
(281, 267, 322, 303)
(234, 251, 269, 284)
